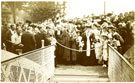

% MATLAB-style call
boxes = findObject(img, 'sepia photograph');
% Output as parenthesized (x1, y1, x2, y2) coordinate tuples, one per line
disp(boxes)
(1, 0, 135, 82)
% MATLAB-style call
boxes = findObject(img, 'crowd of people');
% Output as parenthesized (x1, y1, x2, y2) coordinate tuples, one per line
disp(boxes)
(1, 11, 135, 67)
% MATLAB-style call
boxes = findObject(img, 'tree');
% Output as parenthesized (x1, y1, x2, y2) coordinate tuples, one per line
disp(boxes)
(1, 2, 28, 23)
(1, 1, 67, 23)
(29, 1, 66, 23)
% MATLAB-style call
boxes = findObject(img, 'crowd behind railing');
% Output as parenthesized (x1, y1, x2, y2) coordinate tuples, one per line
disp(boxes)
(1, 11, 135, 66)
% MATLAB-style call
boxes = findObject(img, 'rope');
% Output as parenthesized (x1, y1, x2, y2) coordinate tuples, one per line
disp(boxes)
(56, 41, 102, 52)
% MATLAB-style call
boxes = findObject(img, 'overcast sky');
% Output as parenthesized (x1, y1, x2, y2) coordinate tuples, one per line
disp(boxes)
(65, 0, 135, 18)
(1, 0, 135, 18)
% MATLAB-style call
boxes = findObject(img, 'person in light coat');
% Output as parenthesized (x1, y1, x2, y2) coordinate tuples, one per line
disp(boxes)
(101, 33, 109, 67)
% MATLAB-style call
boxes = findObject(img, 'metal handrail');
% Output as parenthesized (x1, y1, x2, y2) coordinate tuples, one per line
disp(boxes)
(1, 45, 55, 64)
(108, 44, 134, 70)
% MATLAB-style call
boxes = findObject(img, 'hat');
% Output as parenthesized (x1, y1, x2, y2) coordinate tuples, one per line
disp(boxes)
(82, 20, 87, 23)
(76, 21, 82, 25)
(76, 29, 80, 32)
(46, 25, 52, 29)
(48, 29, 54, 36)
(101, 22, 108, 28)
(107, 13, 113, 16)
(118, 22, 126, 27)
(35, 28, 40, 33)
(25, 20, 31, 24)
(118, 23, 123, 26)
(93, 22, 100, 27)
(113, 34, 120, 40)
(108, 25, 115, 29)
(101, 33, 108, 38)
(85, 24, 91, 28)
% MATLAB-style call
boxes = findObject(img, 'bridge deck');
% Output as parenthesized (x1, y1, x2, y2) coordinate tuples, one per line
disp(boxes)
(48, 65, 109, 82)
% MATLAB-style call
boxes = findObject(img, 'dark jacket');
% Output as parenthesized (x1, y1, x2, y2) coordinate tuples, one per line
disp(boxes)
(5, 30, 12, 45)
(21, 32, 36, 53)
(35, 32, 46, 49)
(5, 29, 14, 52)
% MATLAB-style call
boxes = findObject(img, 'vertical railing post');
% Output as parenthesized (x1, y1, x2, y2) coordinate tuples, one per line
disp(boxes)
(41, 40, 45, 81)
(41, 40, 45, 65)
(41, 40, 45, 48)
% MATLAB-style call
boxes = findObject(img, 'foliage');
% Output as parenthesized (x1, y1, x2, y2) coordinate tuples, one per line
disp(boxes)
(1, 1, 66, 23)
(28, 2, 66, 23)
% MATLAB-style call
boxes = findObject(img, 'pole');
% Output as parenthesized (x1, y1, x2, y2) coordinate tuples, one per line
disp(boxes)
(104, 0, 106, 17)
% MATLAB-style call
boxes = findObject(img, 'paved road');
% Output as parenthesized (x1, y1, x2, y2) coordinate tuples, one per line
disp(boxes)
(48, 65, 109, 82)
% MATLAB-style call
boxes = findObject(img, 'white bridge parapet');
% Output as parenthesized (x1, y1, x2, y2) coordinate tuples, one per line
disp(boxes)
(1, 45, 55, 82)
(108, 44, 134, 82)
(1, 44, 134, 82)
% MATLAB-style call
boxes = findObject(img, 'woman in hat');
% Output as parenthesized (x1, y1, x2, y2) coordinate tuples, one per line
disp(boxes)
(112, 32, 124, 54)
(76, 30, 84, 64)
(81, 25, 91, 65)
(101, 33, 109, 67)
(82, 24, 97, 66)
(108, 25, 116, 45)
(55, 25, 64, 64)
(71, 30, 78, 64)
(100, 23, 109, 41)
(62, 26, 71, 65)
(93, 25, 102, 64)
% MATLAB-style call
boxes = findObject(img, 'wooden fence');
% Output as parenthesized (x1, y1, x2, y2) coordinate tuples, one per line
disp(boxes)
(108, 45, 134, 82)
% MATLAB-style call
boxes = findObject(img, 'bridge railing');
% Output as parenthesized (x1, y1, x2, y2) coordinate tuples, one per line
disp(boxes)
(108, 44, 134, 82)
(1, 45, 55, 82)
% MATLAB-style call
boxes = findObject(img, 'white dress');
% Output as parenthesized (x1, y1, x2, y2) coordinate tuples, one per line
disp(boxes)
(102, 40, 108, 61)
(93, 29, 102, 60)
(95, 42, 102, 60)
(85, 29, 91, 56)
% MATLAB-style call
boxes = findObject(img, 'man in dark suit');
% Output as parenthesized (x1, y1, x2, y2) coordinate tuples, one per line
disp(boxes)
(5, 24, 16, 53)
(35, 27, 47, 49)
(21, 27, 36, 53)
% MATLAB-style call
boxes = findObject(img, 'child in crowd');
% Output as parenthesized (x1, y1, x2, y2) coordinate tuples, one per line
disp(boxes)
(95, 37, 103, 64)
(112, 34, 122, 53)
